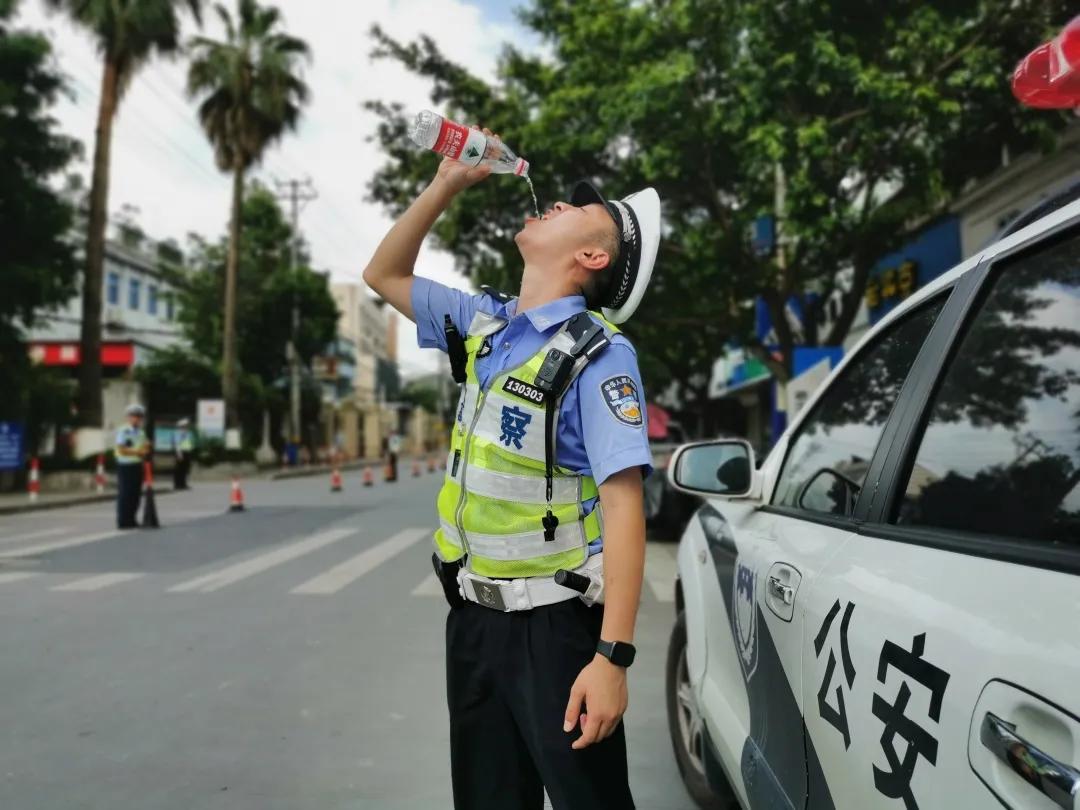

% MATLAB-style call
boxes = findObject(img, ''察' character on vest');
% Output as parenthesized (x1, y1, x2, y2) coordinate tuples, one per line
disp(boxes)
(363, 125, 661, 810)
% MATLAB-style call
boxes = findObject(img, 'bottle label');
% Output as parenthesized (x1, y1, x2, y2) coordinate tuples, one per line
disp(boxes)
(433, 120, 486, 166)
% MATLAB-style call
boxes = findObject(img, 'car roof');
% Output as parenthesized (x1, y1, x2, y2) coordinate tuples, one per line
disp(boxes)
(769, 194, 1080, 474)
(861, 195, 1080, 341)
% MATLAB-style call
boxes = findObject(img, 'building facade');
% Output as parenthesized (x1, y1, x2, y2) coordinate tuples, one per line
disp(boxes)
(27, 236, 188, 455)
(329, 283, 401, 459)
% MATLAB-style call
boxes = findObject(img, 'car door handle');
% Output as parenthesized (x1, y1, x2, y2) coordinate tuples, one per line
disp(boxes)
(981, 711, 1080, 810)
(766, 575, 794, 606)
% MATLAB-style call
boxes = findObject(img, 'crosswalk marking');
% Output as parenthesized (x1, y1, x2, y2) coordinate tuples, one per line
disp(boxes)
(0, 527, 64, 546)
(52, 573, 144, 592)
(291, 528, 429, 595)
(169, 527, 359, 593)
(645, 543, 677, 603)
(0, 530, 119, 559)
(412, 573, 444, 597)
(0, 572, 40, 585)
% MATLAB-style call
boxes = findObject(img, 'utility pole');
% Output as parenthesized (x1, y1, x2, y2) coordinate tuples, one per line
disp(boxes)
(274, 178, 318, 454)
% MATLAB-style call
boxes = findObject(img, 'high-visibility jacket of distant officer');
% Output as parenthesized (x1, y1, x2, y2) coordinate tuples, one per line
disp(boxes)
(363, 129, 661, 810)
(115, 403, 150, 529)
(173, 418, 194, 491)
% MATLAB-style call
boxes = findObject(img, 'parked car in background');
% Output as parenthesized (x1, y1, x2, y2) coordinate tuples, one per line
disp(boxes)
(644, 409, 700, 538)
(663, 197, 1080, 809)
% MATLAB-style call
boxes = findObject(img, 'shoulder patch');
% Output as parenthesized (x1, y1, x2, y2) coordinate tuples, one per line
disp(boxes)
(600, 375, 643, 427)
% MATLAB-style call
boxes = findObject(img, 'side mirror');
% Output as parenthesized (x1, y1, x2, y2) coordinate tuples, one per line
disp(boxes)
(797, 468, 862, 517)
(668, 439, 760, 499)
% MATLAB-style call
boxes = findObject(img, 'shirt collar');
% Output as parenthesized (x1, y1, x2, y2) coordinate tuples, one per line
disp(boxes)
(503, 294, 587, 333)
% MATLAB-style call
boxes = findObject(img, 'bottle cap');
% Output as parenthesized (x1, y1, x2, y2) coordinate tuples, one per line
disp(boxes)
(514, 158, 529, 177)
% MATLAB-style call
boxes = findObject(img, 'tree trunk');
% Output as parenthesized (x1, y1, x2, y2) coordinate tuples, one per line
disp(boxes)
(77, 56, 121, 429)
(222, 164, 244, 429)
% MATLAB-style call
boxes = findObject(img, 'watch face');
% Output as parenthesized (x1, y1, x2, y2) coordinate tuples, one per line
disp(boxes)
(602, 641, 636, 667)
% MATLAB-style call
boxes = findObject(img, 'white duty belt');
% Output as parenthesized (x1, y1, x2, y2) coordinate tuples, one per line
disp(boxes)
(458, 553, 604, 612)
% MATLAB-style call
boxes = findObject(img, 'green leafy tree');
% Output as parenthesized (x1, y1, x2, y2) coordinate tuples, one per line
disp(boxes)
(366, 0, 1073, 419)
(177, 184, 338, 380)
(0, 0, 80, 446)
(44, 0, 202, 429)
(186, 0, 310, 428)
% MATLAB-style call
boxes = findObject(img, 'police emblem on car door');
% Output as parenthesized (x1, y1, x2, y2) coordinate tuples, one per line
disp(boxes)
(733, 561, 758, 680)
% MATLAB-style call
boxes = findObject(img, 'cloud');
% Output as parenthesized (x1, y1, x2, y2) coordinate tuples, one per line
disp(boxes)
(15, 0, 533, 376)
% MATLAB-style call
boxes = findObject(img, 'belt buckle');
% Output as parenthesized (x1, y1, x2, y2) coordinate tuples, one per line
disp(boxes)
(471, 579, 508, 611)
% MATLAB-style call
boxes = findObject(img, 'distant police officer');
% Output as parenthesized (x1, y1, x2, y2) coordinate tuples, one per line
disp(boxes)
(115, 404, 150, 529)
(173, 418, 194, 490)
(364, 128, 661, 810)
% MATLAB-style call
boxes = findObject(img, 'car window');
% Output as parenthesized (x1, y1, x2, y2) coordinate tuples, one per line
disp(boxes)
(772, 298, 946, 516)
(896, 232, 1080, 548)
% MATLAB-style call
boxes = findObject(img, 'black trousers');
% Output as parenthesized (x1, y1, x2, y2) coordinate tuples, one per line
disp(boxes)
(173, 454, 190, 490)
(116, 463, 143, 528)
(446, 600, 635, 810)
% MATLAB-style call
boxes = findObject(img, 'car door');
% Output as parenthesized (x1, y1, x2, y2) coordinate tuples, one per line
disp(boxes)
(806, 221, 1080, 809)
(694, 289, 952, 810)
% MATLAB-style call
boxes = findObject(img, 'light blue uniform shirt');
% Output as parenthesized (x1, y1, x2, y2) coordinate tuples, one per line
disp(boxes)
(114, 425, 147, 465)
(412, 277, 654, 506)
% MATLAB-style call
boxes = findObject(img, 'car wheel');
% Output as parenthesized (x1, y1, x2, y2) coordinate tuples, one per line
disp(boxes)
(666, 612, 738, 810)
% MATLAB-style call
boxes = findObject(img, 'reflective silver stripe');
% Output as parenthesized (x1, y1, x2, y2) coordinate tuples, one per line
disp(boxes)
(462, 465, 585, 505)
(464, 522, 587, 560)
(467, 311, 507, 337)
(439, 519, 464, 548)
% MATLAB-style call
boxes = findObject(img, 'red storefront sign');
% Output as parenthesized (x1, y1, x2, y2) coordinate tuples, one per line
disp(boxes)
(29, 342, 135, 368)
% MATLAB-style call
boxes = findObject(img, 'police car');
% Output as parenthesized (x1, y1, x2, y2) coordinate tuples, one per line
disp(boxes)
(663, 197, 1080, 810)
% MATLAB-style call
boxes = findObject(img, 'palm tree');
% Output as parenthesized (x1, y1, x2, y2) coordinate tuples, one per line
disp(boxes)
(46, 0, 203, 432)
(187, 0, 309, 428)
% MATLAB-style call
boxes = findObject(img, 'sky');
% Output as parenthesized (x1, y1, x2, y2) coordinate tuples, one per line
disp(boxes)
(14, 0, 534, 378)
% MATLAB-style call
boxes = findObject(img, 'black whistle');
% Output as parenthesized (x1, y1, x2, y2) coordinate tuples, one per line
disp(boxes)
(542, 510, 559, 542)
(445, 315, 467, 384)
(554, 569, 591, 595)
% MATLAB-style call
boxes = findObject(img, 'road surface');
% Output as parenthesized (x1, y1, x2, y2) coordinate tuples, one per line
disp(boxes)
(0, 468, 694, 810)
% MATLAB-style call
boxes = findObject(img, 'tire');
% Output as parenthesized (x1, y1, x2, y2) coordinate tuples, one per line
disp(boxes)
(666, 612, 739, 810)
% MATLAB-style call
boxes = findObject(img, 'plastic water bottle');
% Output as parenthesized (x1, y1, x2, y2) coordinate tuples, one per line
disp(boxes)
(410, 110, 530, 177)
(1013, 15, 1080, 110)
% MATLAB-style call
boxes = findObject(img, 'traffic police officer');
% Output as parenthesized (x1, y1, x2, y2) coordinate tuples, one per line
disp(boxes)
(363, 128, 661, 810)
(115, 403, 150, 529)
(173, 418, 194, 490)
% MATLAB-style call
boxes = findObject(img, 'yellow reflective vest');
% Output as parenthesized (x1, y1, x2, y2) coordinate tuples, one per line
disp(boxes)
(434, 308, 619, 579)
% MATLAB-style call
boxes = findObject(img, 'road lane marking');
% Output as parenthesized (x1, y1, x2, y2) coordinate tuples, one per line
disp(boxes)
(411, 573, 444, 597)
(0, 527, 64, 546)
(169, 527, 359, 593)
(0, 530, 119, 558)
(645, 542, 677, 603)
(0, 572, 40, 585)
(51, 572, 144, 592)
(291, 528, 429, 595)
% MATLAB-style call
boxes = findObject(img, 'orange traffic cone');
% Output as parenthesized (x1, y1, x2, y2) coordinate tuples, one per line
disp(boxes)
(27, 457, 40, 503)
(141, 461, 160, 528)
(228, 477, 246, 513)
(362, 465, 374, 487)
(94, 454, 106, 494)
(330, 467, 343, 492)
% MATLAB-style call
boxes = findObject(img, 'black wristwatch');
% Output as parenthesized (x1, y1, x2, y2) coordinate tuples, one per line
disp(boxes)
(596, 639, 636, 668)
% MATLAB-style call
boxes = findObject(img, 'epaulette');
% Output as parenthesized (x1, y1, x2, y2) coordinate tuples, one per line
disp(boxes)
(480, 285, 514, 304)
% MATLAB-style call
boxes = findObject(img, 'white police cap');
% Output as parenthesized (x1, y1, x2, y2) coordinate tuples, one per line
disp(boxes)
(570, 180, 662, 324)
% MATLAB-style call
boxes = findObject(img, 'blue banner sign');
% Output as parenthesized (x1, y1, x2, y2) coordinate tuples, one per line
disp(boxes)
(0, 421, 25, 471)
